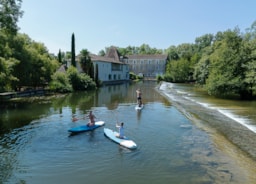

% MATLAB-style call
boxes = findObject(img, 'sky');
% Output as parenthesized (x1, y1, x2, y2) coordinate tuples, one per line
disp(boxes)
(18, 0, 256, 55)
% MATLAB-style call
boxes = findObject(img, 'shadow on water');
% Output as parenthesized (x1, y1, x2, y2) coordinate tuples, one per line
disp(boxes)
(1, 81, 256, 184)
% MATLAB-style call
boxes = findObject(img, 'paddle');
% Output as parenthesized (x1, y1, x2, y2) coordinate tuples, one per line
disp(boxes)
(72, 116, 86, 122)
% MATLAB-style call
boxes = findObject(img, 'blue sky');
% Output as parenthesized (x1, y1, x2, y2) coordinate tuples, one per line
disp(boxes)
(18, 0, 256, 55)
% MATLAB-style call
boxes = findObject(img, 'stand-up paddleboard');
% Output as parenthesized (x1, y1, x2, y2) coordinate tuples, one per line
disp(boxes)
(104, 128, 137, 149)
(68, 121, 105, 133)
(135, 104, 143, 110)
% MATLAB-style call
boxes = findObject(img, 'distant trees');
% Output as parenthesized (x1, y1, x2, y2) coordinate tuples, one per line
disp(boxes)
(164, 22, 256, 99)
(101, 44, 163, 56)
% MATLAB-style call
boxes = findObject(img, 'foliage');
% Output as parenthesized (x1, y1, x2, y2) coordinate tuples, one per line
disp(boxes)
(166, 58, 191, 82)
(0, 0, 23, 35)
(98, 49, 105, 56)
(156, 75, 164, 82)
(164, 22, 256, 99)
(102, 44, 163, 56)
(206, 29, 245, 97)
(71, 33, 76, 67)
(58, 49, 62, 63)
(95, 63, 101, 86)
(67, 66, 96, 91)
(11, 34, 59, 89)
(49, 71, 72, 93)
(0, 57, 19, 92)
(79, 49, 92, 74)
(129, 72, 137, 80)
(0, 0, 59, 92)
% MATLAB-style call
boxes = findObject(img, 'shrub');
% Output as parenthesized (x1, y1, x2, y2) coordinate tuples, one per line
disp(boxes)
(49, 72, 72, 93)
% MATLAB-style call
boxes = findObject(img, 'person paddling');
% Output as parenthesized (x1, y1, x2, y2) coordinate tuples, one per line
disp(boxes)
(116, 122, 124, 139)
(87, 111, 96, 127)
(136, 89, 142, 107)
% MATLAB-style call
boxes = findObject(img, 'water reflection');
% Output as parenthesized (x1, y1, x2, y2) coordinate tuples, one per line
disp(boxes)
(2, 81, 256, 184)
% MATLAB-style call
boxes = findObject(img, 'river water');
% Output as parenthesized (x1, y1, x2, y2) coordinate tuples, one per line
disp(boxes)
(0, 81, 256, 184)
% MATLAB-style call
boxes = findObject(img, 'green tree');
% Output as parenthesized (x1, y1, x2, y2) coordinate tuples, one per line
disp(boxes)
(165, 58, 190, 82)
(206, 28, 244, 96)
(165, 46, 179, 60)
(79, 49, 91, 74)
(67, 66, 96, 91)
(71, 33, 76, 67)
(58, 49, 62, 63)
(49, 71, 72, 93)
(98, 49, 105, 56)
(95, 63, 100, 86)
(194, 34, 214, 52)
(244, 60, 256, 97)
(11, 34, 59, 89)
(0, 57, 19, 91)
(0, 0, 23, 91)
(193, 54, 210, 85)
(0, 0, 23, 35)
(89, 62, 94, 79)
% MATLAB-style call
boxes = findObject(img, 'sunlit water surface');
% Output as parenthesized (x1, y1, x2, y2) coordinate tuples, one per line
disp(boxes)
(1, 81, 256, 184)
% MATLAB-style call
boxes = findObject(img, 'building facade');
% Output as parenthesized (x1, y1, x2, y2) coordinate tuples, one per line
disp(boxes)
(75, 47, 129, 84)
(90, 54, 129, 84)
(123, 54, 168, 78)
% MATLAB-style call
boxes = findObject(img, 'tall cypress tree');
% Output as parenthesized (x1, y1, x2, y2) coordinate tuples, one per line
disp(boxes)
(58, 49, 62, 63)
(95, 64, 99, 86)
(71, 33, 76, 67)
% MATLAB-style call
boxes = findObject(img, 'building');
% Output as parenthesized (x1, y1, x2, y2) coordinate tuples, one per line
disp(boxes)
(76, 47, 130, 84)
(123, 54, 168, 78)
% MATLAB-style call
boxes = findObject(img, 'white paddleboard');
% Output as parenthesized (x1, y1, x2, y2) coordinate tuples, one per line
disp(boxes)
(104, 128, 137, 149)
(135, 104, 143, 110)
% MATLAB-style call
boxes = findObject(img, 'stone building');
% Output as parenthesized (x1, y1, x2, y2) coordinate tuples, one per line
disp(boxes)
(123, 54, 168, 78)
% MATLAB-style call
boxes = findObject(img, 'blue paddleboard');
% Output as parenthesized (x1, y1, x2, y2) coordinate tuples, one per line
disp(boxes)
(68, 121, 105, 133)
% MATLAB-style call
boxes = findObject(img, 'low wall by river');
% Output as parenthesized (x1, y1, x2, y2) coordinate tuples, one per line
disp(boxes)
(0, 89, 48, 101)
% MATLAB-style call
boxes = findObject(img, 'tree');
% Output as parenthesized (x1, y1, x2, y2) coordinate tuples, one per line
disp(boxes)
(71, 33, 76, 67)
(58, 49, 62, 63)
(89, 61, 94, 79)
(79, 49, 91, 74)
(165, 58, 190, 82)
(11, 34, 59, 89)
(0, 0, 23, 91)
(0, 0, 23, 35)
(165, 46, 179, 60)
(0, 57, 19, 91)
(98, 49, 105, 56)
(67, 66, 96, 91)
(194, 34, 214, 52)
(95, 63, 100, 86)
(49, 71, 72, 93)
(206, 28, 244, 96)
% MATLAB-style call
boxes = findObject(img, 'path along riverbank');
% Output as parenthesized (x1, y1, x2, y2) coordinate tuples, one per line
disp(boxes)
(156, 82, 256, 183)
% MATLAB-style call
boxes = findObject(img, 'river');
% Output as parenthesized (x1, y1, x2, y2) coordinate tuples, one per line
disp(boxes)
(0, 81, 256, 184)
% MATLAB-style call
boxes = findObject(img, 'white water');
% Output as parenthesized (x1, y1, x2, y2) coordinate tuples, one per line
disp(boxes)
(160, 82, 256, 134)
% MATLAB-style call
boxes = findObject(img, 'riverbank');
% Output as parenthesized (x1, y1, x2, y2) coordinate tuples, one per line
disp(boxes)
(156, 82, 256, 160)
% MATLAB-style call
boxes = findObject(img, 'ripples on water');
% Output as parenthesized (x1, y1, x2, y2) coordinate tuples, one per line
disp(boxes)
(1, 82, 256, 184)
(160, 82, 256, 133)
